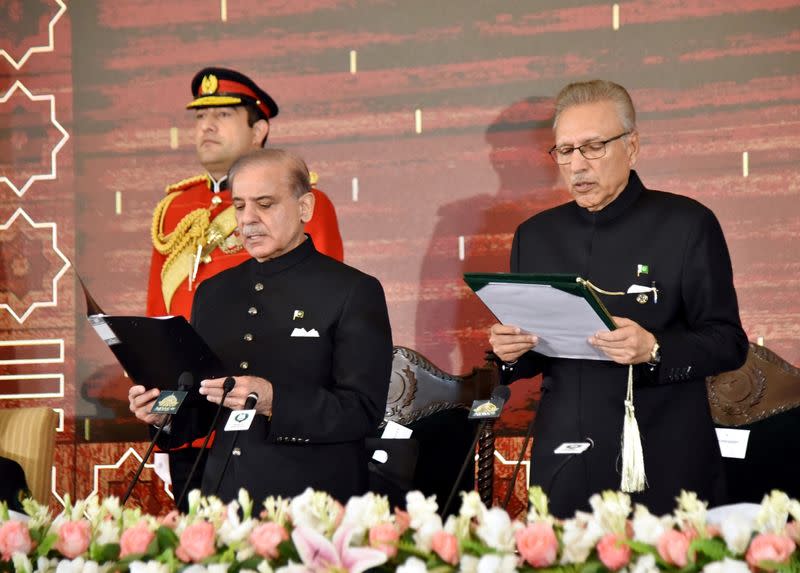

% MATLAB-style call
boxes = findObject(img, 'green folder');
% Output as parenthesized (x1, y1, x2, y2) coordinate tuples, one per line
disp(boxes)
(464, 272, 616, 360)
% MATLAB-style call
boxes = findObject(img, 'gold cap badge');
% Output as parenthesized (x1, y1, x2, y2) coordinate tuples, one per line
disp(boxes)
(200, 74, 219, 95)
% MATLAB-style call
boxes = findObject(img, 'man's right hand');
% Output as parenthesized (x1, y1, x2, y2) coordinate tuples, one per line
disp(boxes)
(489, 323, 538, 363)
(128, 385, 168, 426)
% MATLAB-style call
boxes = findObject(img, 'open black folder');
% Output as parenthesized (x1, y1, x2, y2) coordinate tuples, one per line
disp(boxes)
(464, 272, 616, 361)
(79, 276, 225, 391)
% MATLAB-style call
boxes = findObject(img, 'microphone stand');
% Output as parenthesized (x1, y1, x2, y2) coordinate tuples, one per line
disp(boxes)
(501, 416, 536, 509)
(211, 392, 259, 496)
(175, 377, 236, 510)
(122, 372, 194, 506)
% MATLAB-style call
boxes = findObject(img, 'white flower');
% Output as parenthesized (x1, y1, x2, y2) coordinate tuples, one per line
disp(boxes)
(459, 555, 479, 573)
(397, 557, 429, 573)
(217, 500, 256, 547)
(183, 565, 229, 573)
(701, 557, 750, 573)
(11, 553, 32, 573)
(405, 491, 439, 530)
(720, 513, 754, 554)
(628, 554, 659, 573)
(560, 511, 604, 564)
(54, 559, 108, 573)
(412, 512, 443, 552)
(289, 488, 342, 535)
(527, 487, 555, 525)
(475, 553, 517, 573)
(675, 490, 708, 535)
(756, 490, 794, 534)
(632, 504, 672, 545)
(341, 492, 392, 543)
(94, 519, 120, 546)
(262, 496, 291, 526)
(33, 557, 59, 573)
(590, 490, 632, 535)
(128, 562, 171, 573)
(458, 491, 486, 521)
(475, 508, 516, 552)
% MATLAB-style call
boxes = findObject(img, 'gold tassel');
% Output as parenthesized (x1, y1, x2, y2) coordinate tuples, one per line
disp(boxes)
(620, 364, 647, 492)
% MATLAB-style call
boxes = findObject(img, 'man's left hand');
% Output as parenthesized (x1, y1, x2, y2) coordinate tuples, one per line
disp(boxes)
(589, 316, 656, 365)
(199, 375, 274, 417)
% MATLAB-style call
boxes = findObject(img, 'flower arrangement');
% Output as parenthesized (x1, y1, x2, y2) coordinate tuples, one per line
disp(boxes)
(1, 486, 799, 573)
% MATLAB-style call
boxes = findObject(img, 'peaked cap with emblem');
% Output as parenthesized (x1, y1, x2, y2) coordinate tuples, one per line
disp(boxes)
(187, 67, 279, 120)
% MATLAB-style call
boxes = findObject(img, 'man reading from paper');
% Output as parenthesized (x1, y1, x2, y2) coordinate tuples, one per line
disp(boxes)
(488, 80, 747, 517)
(130, 149, 392, 503)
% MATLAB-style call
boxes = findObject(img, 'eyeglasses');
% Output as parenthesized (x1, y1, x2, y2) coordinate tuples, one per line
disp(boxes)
(548, 131, 631, 165)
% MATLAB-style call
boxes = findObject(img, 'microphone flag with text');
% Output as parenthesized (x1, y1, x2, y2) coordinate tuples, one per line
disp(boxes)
(122, 371, 194, 505)
(211, 391, 260, 496)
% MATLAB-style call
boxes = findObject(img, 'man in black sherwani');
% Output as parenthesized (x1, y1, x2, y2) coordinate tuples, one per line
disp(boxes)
(129, 149, 392, 503)
(489, 80, 748, 517)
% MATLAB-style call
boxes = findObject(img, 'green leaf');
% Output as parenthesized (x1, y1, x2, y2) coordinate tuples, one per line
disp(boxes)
(459, 538, 495, 557)
(89, 542, 120, 563)
(155, 525, 179, 552)
(36, 532, 57, 557)
(689, 538, 728, 562)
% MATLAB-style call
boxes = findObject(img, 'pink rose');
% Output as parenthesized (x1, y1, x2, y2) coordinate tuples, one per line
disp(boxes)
(431, 530, 459, 565)
(394, 509, 410, 535)
(657, 529, 691, 568)
(176, 521, 216, 563)
(158, 510, 181, 529)
(515, 522, 558, 568)
(746, 533, 796, 568)
(119, 522, 155, 558)
(55, 520, 91, 559)
(249, 522, 289, 559)
(369, 523, 400, 558)
(596, 533, 631, 571)
(0, 520, 33, 560)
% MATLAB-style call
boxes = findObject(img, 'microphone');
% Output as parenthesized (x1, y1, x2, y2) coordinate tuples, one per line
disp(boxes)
(544, 437, 595, 502)
(211, 392, 259, 496)
(440, 385, 511, 517)
(175, 376, 236, 509)
(122, 371, 194, 505)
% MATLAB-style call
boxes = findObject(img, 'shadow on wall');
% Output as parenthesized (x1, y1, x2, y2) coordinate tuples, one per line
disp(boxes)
(414, 96, 564, 435)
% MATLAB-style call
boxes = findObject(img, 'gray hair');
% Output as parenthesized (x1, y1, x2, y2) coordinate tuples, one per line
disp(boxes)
(553, 80, 636, 132)
(228, 148, 311, 198)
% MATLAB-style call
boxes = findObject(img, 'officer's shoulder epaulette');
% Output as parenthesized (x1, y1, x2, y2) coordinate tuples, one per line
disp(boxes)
(309, 170, 320, 186)
(164, 174, 210, 195)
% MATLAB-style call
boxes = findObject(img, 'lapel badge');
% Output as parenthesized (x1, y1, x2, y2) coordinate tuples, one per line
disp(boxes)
(200, 74, 219, 95)
(637, 264, 649, 277)
(292, 310, 304, 320)
(636, 293, 649, 304)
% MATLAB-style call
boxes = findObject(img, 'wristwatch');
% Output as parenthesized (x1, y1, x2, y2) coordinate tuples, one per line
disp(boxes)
(648, 340, 661, 365)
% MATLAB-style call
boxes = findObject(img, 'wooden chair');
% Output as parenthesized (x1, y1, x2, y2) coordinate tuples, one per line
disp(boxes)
(369, 346, 498, 510)
(0, 407, 58, 504)
(706, 342, 800, 501)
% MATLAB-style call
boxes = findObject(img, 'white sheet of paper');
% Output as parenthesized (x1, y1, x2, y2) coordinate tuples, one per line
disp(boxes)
(715, 428, 750, 459)
(474, 282, 612, 360)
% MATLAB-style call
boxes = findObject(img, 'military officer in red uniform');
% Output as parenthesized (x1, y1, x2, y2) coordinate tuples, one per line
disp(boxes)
(144, 68, 344, 507)
(146, 67, 344, 320)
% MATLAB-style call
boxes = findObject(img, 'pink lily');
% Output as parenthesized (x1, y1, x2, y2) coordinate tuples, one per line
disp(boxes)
(288, 524, 388, 573)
